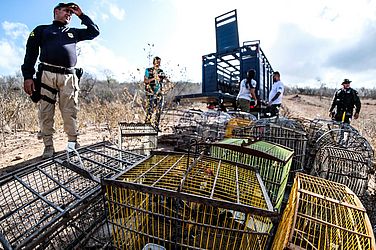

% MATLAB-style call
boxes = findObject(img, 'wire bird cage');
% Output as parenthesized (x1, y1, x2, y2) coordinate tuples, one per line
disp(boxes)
(103, 152, 278, 250)
(305, 119, 374, 171)
(0, 142, 145, 250)
(232, 123, 307, 185)
(118, 122, 159, 155)
(207, 138, 293, 211)
(170, 110, 232, 152)
(311, 146, 373, 198)
(314, 127, 374, 158)
(272, 173, 376, 250)
(200, 110, 231, 141)
(224, 112, 256, 138)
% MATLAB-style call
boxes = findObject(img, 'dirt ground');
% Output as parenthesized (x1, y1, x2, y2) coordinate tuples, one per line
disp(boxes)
(1, 94, 375, 174)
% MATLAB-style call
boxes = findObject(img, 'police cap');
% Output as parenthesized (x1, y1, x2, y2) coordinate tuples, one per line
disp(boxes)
(342, 79, 352, 85)
(54, 2, 77, 10)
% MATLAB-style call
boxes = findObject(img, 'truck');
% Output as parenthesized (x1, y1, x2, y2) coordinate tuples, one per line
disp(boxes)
(175, 9, 274, 117)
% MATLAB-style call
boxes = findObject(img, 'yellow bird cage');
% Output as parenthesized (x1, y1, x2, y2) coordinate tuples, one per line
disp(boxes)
(103, 152, 278, 250)
(208, 138, 293, 211)
(272, 172, 376, 250)
(225, 118, 254, 138)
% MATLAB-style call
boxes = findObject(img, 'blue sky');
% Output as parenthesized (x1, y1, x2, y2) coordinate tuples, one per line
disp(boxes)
(1, 0, 376, 88)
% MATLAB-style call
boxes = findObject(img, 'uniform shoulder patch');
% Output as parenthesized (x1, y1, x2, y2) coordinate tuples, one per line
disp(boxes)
(29, 31, 35, 37)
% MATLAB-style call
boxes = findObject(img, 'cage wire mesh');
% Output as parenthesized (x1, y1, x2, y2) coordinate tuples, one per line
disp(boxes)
(314, 128, 373, 158)
(103, 152, 278, 250)
(232, 123, 307, 185)
(206, 138, 293, 211)
(311, 146, 372, 198)
(272, 172, 376, 250)
(305, 119, 374, 170)
(166, 109, 232, 152)
(118, 122, 159, 155)
(200, 110, 231, 141)
(0, 141, 145, 250)
(254, 117, 307, 131)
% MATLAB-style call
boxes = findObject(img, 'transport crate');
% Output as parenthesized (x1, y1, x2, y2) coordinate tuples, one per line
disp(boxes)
(103, 152, 277, 250)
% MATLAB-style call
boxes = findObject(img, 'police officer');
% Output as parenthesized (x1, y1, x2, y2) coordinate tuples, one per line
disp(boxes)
(21, 2, 100, 158)
(329, 78, 361, 124)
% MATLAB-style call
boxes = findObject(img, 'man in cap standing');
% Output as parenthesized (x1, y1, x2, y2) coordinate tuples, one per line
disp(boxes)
(329, 78, 361, 124)
(21, 2, 100, 158)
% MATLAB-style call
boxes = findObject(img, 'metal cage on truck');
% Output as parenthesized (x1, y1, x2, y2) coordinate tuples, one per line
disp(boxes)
(175, 9, 274, 112)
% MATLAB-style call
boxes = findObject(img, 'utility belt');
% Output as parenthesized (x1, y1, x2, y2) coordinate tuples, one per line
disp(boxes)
(40, 63, 76, 75)
(30, 63, 83, 104)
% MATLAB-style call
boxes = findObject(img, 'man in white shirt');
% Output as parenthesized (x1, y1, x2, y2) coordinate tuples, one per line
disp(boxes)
(268, 71, 284, 116)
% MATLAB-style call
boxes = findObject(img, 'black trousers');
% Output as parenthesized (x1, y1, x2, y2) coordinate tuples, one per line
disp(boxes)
(334, 111, 352, 124)
(270, 104, 281, 117)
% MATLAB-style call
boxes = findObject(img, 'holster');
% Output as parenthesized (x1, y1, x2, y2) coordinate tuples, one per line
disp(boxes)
(30, 65, 83, 104)
(75, 68, 83, 83)
(30, 70, 43, 103)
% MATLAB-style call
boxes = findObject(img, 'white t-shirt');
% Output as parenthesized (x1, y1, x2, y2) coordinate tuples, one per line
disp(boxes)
(268, 81, 284, 105)
(237, 79, 256, 101)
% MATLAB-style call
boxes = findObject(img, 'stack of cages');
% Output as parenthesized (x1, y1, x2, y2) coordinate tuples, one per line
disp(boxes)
(118, 122, 158, 155)
(312, 146, 373, 198)
(272, 173, 376, 250)
(103, 151, 278, 249)
(207, 138, 293, 211)
(232, 123, 308, 185)
(0, 142, 145, 249)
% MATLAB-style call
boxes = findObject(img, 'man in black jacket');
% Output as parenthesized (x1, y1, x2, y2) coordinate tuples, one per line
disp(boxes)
(329, 78, 361, 124)
(21, 2, 99, 158)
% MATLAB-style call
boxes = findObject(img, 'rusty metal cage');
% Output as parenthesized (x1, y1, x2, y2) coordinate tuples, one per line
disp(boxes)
(312, 146, 372, 198)
(232, 123, 308, 184)
(0, 142, 145, 250)
(103, 152, 278, 249)
(314, 127, 374, 158)
(272, 172, 376, 250)
(207, 138, 293, 210)
(305, 119, 374, 171)
(118, 122, 158, 155)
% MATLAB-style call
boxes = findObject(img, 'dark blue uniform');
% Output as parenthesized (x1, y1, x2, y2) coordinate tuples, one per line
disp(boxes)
(20, 12, 99, 152)
(329, 87, 361, 123)
(21, 14, 99, 80)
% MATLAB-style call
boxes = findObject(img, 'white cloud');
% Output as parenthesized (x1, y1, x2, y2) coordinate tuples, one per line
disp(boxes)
(0, 40, 23, 73)
(2, 21, 29, 40)
(85, 0, 125, 22)
(77, 40, 133, 82)
(166, 0, 376, 87)
(108, 3, 125, 21)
